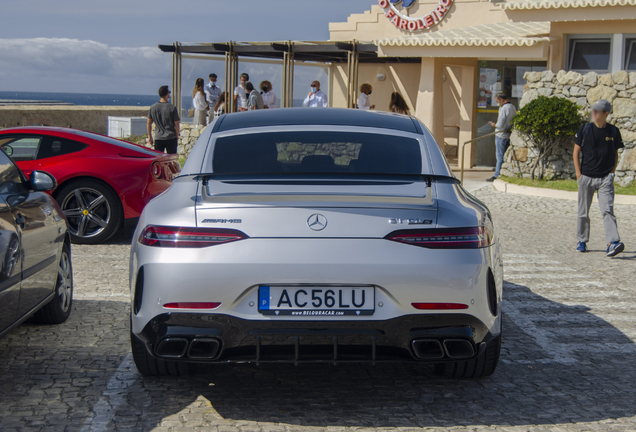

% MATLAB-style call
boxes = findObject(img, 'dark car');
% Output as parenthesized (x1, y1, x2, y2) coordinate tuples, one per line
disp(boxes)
(0, 148, 73, 338)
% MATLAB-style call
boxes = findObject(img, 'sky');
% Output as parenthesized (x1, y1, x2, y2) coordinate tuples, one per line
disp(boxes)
(0, 0, 375, 96)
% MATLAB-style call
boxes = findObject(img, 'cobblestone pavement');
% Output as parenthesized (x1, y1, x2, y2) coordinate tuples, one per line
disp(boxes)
(1, 186, 636, 432)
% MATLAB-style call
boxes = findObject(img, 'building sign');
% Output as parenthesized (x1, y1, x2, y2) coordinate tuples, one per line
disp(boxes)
(378, 0, 454, 32)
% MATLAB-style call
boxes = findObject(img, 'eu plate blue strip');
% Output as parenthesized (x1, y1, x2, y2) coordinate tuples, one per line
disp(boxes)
(260, 286, 270, 310)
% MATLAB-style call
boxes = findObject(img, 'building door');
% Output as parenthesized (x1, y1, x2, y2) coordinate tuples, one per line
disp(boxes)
(473, 61, 546, 167)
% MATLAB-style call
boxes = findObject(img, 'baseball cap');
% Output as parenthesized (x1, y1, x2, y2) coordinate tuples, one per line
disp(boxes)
(592, 99, 612, 113)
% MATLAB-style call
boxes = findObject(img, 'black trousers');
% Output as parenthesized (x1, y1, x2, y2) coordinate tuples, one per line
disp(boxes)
(154, 138, 178, 155)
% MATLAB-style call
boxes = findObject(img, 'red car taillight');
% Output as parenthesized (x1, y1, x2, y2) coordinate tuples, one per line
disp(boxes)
(139, 225, 248, 248)
(385, 227, 492, 249)
(151, 162, 162, 179)
(412, 303, 469, 310)
(164, 302, 221, 309)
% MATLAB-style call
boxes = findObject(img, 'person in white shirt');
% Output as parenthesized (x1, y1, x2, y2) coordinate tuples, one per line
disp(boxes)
(260, 80, 278, 109)
(303, 80, 328, 108)
(205, 73, 221, 121)
(192, 78, 208, 126)
(357, 83, 375, 110)
(233, 73, 249, 112)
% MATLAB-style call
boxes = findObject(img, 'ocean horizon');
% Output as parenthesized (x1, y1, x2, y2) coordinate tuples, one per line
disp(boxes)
(0, 90, 158, 107)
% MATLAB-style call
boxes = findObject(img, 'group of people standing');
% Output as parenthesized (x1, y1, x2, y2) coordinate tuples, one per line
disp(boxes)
(191, 73, 280, 126)
(191, 73, 413, 126)
(147, 77, 412, 154)
(357, 82, 410, 115)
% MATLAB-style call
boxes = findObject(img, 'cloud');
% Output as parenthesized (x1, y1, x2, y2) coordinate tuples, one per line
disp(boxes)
(0, 38, 171, 94)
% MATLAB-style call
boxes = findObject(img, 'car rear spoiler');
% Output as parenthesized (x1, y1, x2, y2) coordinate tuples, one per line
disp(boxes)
(190, 174, 459, 206)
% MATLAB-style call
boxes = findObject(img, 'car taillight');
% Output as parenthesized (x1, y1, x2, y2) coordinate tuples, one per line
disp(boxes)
(164, 302, 221, 309)
(412, 303, 469, 310)
(151, 162, 162, 179)
(172, 161, 181, 174)
(139, 225, 248, 248)
(385, 227, 493, 249)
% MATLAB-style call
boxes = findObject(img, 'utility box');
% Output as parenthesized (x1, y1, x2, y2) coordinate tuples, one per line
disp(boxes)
(107, 117, 147, 138)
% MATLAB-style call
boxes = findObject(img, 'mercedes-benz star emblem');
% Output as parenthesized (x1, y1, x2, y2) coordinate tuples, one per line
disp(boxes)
(307, 214, 328, 231)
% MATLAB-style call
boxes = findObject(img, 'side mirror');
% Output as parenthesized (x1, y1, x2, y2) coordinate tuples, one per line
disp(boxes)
(3, 145, 13, 156)
(30, 170, 57, 192)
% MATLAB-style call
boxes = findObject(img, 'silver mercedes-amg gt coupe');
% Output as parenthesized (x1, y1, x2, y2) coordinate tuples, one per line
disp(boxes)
(129, 108, 503, 378)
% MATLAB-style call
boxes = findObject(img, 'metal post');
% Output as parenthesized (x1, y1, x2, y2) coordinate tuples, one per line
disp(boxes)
(289, 50, 295, 108)
(346, 51, 352, 108)
(459, 131, 499, 184)
(233, 49, 239, 111)
(282, 50, 288, 108)
(224, 51, 229, 112)
(171, 43, 176, 106)
(177, 42, 182, 117)
(353, 41, 359, 109)
(228, 42, 235, 113)
(443, 125, 460, 157)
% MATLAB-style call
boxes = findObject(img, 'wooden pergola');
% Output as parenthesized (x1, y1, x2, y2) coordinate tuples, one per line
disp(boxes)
(158, 41, 420, 114)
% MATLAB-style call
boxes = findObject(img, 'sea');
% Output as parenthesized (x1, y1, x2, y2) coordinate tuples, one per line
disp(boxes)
(0, 91, 157, 107)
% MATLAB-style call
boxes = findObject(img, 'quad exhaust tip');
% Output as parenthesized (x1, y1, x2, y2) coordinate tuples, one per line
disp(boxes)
(411, 338, 475, 360)
(156, 337, 221, 359)
(411, 339, 444, 359)
(443, 339, 475, 359)
(156, 338, 188, 358)
(188, 338, 220, 359)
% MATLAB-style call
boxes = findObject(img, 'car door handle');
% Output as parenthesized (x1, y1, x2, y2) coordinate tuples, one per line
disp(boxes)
(15, 213, 26, 229)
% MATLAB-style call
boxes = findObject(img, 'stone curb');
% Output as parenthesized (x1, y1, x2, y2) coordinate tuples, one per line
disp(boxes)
(493, 179, 636, 205)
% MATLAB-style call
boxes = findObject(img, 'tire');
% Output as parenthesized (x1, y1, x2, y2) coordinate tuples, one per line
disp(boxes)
(131, 330, 192, 377)
(55, 179, 123, 244)
(32, 243, 73, 325)
(1, 234, 20, 279)
(434, 335, 501, 379)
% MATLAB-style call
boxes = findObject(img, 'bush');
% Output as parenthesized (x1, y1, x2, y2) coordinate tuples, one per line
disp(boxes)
(512, 96, 583, 180)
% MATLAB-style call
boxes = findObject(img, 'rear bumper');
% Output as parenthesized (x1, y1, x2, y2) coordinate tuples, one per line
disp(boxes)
(122, 176, 173, 220)
(135, 312, 499, 363)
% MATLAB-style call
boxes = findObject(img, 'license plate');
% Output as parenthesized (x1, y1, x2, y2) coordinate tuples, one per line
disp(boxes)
(259, 286, 375, 316)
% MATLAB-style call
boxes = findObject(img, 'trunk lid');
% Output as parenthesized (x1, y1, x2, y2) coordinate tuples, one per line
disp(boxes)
(195, 179, 437, 238)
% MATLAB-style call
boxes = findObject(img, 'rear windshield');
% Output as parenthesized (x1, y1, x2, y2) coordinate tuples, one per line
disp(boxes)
(212, 132, 423, 176)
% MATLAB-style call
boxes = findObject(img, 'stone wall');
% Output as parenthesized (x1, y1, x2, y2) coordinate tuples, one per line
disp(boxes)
(137, 124, 205, 159)
(0, 105, 150, 135)
(501, 70, 636, 185)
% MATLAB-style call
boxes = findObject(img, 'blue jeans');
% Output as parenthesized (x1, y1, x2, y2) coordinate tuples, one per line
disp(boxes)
(494, 136, 510, 178)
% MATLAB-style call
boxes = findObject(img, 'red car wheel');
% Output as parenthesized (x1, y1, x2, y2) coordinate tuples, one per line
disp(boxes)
(55, 180, 123, 244)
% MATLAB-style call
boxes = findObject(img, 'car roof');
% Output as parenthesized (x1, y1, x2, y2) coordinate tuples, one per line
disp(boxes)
(0, 126, 161, 156)
(0, 126, 78, 134)
(214, 108, 421, 134)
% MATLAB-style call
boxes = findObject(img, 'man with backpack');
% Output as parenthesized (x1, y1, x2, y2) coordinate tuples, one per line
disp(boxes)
(573, 99, 625, 257)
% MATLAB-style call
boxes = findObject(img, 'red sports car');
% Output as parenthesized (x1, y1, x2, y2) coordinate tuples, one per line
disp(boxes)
(0, 127, 180, 244)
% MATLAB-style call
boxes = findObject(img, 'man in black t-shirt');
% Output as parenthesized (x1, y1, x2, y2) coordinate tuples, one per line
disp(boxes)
(573, 99, 625, 257)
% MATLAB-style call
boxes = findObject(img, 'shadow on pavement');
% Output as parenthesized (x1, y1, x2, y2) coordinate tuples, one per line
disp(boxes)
(100, 226, 136, 246)
(131, 281, 636, 429)
(1, 283, 635, 430)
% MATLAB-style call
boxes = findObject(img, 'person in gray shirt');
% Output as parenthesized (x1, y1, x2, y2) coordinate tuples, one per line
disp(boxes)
(147, 85, 180, 154)
(245, 82, 264, 110)
(487, 93, 516, 182)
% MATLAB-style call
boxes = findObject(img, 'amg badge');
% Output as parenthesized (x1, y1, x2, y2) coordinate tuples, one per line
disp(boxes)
(201, 219, 242, 224)
(389, 218, 433, 225)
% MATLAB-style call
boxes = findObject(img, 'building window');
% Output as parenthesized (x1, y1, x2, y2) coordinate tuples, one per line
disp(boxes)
(567, 36, 612, 72)
(625, 38, 636, 71)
